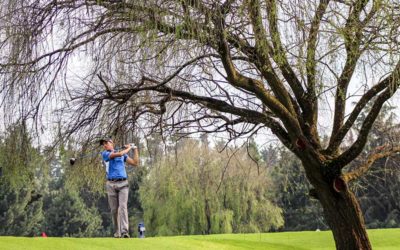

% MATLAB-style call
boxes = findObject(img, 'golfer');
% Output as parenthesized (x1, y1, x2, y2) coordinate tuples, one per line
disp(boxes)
(99, 138, 139, 238)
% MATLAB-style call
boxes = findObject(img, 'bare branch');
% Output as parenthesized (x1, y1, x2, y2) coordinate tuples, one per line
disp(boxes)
(330, 0, 380, 144)
(329, 66, 400, 168)
(343, 145, 400, 182)
(326, 72, 395, 154)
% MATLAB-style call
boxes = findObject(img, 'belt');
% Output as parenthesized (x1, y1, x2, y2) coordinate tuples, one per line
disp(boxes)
(107, 178, 127, 182)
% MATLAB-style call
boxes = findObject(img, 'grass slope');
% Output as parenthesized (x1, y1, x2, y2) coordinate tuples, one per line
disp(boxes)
(0, 229, 399, 250)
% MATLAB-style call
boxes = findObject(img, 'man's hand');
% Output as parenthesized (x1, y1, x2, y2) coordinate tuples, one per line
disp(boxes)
(122, 144, 137, 150)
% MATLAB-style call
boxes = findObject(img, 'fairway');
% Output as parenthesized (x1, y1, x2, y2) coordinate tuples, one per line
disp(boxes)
(0, 229, 399, 250)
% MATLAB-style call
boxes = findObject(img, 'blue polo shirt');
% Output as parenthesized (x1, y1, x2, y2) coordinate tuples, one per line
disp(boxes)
(101, 150, 128, 179)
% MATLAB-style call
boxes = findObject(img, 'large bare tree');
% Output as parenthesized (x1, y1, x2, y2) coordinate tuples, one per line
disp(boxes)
(1, 1, 400, 249)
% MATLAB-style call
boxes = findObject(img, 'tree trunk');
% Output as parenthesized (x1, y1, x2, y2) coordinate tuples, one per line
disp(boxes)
(317, 183, 372, 250)
(205, 198, 211, 234)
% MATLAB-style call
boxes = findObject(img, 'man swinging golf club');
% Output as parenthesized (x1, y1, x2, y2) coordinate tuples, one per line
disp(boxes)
(99, 137, 139, 238)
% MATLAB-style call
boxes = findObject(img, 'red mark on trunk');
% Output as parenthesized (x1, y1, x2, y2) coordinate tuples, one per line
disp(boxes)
(333, 177, 346, 193)
(296, 138, 306, 150)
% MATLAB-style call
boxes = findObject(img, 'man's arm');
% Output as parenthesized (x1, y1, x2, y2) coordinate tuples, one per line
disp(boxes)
(126, 148, 139, 166)
(109, 145, 131, 159)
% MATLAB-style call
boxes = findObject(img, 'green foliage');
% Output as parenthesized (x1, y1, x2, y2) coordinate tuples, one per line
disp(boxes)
(0, 181, 43, 236)
(43, 189, 102, 237)
(0, 123, 40, 188)
(140, 138, 283, 236)
(0, 123, 45, 236)
(59, 142, 105, 195)
(211, 210, 233, 234)
(269, 148, 327, 231)
(127, 167, 147, 236)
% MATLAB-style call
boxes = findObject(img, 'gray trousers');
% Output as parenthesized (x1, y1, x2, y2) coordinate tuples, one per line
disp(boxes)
(106, 180, 129, 237)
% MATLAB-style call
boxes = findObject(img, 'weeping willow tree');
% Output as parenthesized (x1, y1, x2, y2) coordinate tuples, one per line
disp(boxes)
(141, 138, 283, 236)
(1, 1, 400, 249)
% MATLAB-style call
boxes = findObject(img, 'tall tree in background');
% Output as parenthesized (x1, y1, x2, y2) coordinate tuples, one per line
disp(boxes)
(1, 1, 400, 248)
(270, 147, 327, 231)
(0, 124, 44, 236)
(44, 189, 102, 237)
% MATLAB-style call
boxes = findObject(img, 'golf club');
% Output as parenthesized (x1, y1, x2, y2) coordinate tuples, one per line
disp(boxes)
(69, 151, 101, 166)
(69, 143, 137, 165)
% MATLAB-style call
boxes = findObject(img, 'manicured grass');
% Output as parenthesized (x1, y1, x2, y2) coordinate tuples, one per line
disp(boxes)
(0, 228, 399, 250)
